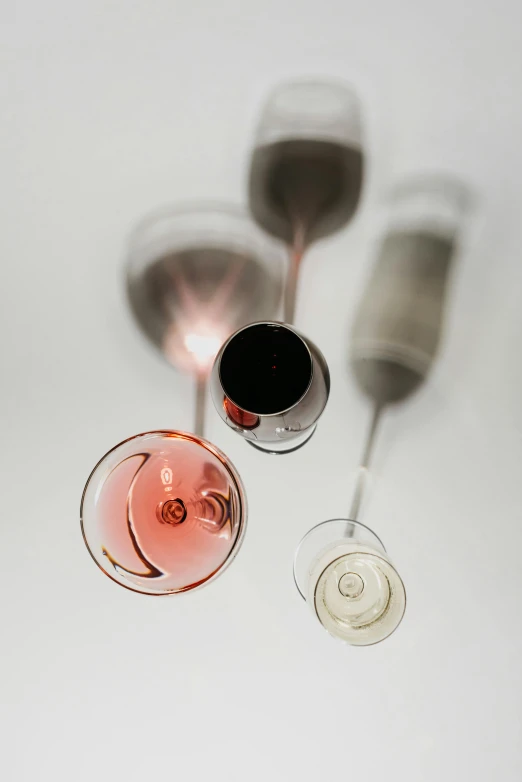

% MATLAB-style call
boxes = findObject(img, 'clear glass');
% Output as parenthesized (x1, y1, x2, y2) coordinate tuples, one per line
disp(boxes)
(81, 431, 246, 595)
(210, 321, 330, 454)
(126, 203, 284, 435)
(294, 519, 406, 646)
(248, 79, 364, 322)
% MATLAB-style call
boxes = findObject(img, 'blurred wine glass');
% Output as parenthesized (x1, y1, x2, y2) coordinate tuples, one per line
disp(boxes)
(248, 78, 364, 322)
(126, 204, 283, 436)
(81, 430, 247, 595)
(349, 175, 471, 520)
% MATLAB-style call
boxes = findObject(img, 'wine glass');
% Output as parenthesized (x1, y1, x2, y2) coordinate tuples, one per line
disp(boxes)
(294, 519, 406, 646)
(292, 177, 469, 644)
(349, 175, 471, 519)
(81, 430, 246, 595)
(210, 321, 330, 454)
(126, 204, 283, 436)
(248, 78, 364, 323)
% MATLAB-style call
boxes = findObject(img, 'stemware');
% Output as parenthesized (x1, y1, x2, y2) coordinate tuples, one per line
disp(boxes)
(81, 430, 246, 595)
(293, 177, 471, 645)
(126, 204, 283, 436)
(292, 177, 471, 644)
(210, 321, 330, 453)
(349, 176, 471, 518)
(248, 78, 364, 323)
(294, 519, 406, 646)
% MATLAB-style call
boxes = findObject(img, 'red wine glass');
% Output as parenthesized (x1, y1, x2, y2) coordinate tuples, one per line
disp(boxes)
(210, 321, 330, 454)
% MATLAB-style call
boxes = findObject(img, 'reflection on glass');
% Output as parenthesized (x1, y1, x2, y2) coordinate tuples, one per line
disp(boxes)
(81, 431, 246, 595)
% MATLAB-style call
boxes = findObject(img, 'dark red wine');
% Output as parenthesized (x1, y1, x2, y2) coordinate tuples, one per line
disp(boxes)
(219, 323, 312, 414)
(223, 399, 260, 430)
(249, 138, 363, 244)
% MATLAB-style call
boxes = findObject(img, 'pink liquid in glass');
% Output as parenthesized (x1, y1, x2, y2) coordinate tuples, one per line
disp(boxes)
(81, 431, 246, 594)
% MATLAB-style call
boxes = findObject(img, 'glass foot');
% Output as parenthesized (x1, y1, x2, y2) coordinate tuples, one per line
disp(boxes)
(246, 425, 316, 455)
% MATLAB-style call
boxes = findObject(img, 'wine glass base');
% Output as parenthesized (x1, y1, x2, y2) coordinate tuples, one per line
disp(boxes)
(246, 425, 316, 455)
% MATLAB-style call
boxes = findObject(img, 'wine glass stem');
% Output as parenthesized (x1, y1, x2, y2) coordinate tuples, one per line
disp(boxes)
(284, 223, 306, 324)
(348, 402, 384, 522)
(194, 376, 207, 438)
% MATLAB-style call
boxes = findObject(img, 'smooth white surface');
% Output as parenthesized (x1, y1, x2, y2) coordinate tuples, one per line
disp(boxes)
(1, 1, 522, 780)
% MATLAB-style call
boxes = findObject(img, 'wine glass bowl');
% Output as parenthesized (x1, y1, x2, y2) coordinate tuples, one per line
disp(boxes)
(294, 519, 406, 646)
(81, 430, 247, 595)
(351, 176, 471, 407)
(249, 79, 363, 244)
(210, 321, 330, 454)
(126, 204, 284, 378)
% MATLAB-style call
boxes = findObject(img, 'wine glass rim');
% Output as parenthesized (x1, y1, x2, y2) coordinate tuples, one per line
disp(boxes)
(256, 77, 362, 146)
(126, 200, 286, 278)
(80, 429, 247, 597)
(265, 76, 360, 97)
(387, 173, 474, 213)
(216, 320, 315, 418)
(296, 517, 387, 554)
(127, 200, 274, 247)
(293, 518, 388, 601)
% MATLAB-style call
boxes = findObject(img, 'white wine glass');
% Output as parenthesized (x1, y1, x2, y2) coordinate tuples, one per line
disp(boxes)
(294, 519, 406, 646)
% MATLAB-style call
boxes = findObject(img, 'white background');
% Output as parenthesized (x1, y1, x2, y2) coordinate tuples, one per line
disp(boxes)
(2, 1, 522, 780)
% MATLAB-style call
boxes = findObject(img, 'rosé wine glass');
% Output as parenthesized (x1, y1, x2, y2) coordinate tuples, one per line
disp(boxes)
(81, 430, 246, 595)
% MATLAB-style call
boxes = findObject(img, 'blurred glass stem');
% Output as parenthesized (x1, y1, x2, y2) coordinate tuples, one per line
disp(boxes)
(348, 402, 383, 523)
(194, 375, 207, 438)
